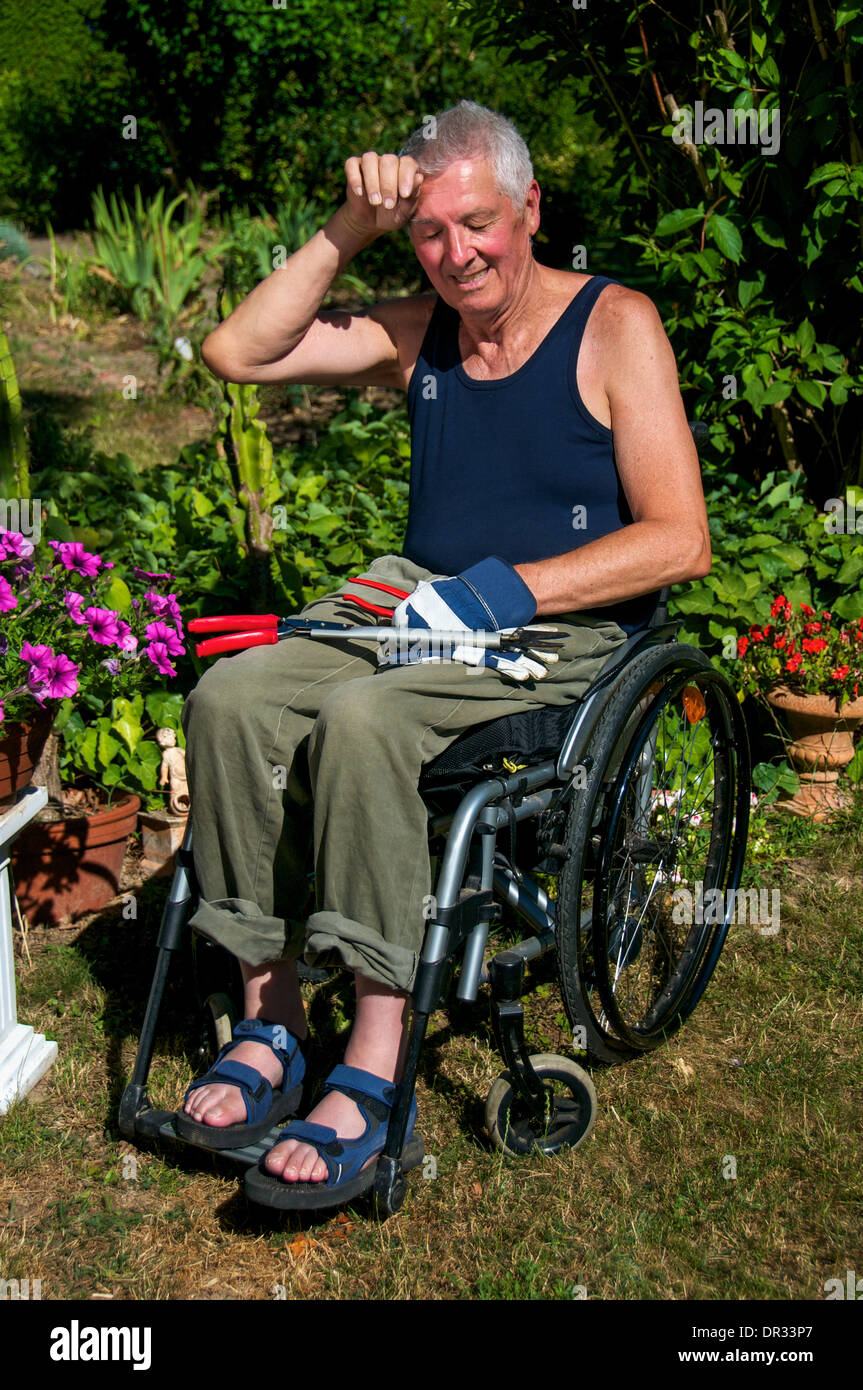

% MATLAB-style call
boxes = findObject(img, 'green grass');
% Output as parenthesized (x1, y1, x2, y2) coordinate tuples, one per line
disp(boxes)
(1, 795, 861, 1300)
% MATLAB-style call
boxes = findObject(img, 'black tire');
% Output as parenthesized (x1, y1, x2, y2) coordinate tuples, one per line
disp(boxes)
(556, 643, 749, 1066)
(485, 1054, 597, 1157)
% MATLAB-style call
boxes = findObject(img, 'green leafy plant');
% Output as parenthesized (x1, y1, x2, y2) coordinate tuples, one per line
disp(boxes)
(41, 224, 123, 324)
(89, 183, 228, 330)
(57, 689, 185, 813)
(670, 471, 863, 656)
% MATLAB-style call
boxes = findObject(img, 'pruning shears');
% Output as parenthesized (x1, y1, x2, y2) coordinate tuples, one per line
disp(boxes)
(187, 575, 568, 663)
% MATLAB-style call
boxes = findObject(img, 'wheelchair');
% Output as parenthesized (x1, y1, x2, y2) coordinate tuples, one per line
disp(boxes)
(119, 571, 751, 1216)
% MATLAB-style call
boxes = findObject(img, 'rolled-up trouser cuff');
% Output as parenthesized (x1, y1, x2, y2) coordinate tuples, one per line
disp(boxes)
(304, 910, 418, 993)
(188, 897, 306, 968)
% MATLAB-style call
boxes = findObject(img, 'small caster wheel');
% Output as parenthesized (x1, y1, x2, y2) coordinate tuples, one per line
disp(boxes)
(373, 1158, 407, 1217)
(201, 991, 235, 1060)
(485, 1053, 597, 1157)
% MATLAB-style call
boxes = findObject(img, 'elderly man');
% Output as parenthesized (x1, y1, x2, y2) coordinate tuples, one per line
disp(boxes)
(176, 100, 710, 1207)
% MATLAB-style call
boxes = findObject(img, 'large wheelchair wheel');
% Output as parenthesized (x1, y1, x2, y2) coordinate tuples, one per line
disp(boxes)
(556, 643, 750, 1066)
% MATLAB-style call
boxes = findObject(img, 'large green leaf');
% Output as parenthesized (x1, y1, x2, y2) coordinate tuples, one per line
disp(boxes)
(708, 215, 742, 263)
(655, 208, 703, 236)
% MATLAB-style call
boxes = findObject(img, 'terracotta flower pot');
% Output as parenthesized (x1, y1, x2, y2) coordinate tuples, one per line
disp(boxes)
(138, 807, 189, 879)
(766, 687, 863, 820)
(0, 709, 54, 813)
(11, 792, 141, 925)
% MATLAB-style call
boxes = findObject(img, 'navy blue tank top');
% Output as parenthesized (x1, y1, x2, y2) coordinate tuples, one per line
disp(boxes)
(403, 274, 660, 634)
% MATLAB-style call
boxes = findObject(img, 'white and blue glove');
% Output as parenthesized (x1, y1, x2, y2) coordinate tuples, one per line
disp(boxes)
(377, 555, 559, 682)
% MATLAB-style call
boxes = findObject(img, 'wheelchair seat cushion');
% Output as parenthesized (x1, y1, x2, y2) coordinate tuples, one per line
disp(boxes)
(419, 699, 579, 784)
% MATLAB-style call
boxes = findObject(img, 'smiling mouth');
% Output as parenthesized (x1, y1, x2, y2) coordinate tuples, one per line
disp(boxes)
(452, 267, 489, 286)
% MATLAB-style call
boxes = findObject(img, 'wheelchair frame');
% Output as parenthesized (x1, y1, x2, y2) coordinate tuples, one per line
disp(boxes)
(119, 586, 750, 1214)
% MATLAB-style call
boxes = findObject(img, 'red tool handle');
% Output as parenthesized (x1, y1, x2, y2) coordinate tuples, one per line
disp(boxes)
(341, 593, 395, 617)
(348, 576, 409, 599)
(194, 630, 280, 657)
(188, 614, 279, 634)
(341, 576, 410, 618)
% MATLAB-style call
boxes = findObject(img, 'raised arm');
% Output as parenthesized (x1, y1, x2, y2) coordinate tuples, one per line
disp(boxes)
(201, 154, 434, 390)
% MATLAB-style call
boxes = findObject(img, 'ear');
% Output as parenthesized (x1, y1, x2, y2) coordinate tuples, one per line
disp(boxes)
(523, 179, 541, 237)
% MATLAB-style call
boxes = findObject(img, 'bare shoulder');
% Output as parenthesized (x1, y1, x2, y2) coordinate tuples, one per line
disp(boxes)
(591, 282, 667, 344)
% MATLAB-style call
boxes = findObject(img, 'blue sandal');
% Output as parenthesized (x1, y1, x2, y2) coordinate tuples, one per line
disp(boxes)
(244, 1064, 424, 1210)
(174, 1018, 308, 1150)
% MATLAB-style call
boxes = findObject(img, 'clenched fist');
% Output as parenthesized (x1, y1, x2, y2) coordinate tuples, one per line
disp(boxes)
(342, 152, 424, 238)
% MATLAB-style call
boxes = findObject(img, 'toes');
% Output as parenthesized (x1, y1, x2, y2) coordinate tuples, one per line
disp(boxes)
(265, 1139, 296, 1176)
(264, 1140, 328, 1183)
(184, 1085, 244, 1127)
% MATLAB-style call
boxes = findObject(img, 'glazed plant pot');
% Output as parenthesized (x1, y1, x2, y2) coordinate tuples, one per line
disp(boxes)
(0, 710, 54, 812)
(767, 687, 863, 820)
(11, 792, 141, 925)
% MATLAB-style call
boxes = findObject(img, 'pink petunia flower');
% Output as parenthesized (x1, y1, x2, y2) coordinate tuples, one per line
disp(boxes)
(134, 566, 174, 583)
(83, 606, 121, 646)
(0, 529, 34, 562)
(144, 590, 171, 619)
(21, 643, 55, 702)
(0, 576, 16, 612)
(39, 652, 80, 699)
(64, 590, 87, 625)
(144, 641, 177, 677)
(115, 620, 138, 652)
(144, 619, 184, 656)
(20, 641, 53, 669)
(49, 541, 103, 578)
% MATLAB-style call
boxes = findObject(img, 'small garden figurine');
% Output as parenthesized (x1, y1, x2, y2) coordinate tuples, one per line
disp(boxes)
(156, 726, 189, 814)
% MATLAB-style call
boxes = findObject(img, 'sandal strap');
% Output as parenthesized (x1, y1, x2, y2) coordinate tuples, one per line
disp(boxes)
(232, 1018, 306, 1088)
(182, 1019, 307, 1125)
(265, 1067, 419, 1191)
(185, 1059, 270, 1123)
(323, 1064, 398, 1108)
(273, 1119, 350, 1187)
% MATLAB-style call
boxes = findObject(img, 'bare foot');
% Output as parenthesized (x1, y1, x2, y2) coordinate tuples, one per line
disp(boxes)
(184, 1037, 301, 1129)
(264, 1088, 372, 1183)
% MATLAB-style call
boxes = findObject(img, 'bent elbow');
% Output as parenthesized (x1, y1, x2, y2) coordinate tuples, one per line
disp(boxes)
(201, 329, 239, 382)
(687, 531, 712, 581)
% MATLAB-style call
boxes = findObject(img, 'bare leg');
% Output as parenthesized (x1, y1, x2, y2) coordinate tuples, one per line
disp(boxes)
(183, 958, 307, 1128)
(263, 973, 411, 1183)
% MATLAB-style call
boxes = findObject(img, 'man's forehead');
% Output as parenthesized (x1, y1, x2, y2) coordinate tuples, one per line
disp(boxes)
(410, 157, 503, 221)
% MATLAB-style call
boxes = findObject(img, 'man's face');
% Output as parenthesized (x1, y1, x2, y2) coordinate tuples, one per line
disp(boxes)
(408, 156, 539, 314)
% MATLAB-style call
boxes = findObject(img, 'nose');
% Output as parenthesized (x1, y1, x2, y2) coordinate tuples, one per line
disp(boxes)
(443, 225, 477, 271)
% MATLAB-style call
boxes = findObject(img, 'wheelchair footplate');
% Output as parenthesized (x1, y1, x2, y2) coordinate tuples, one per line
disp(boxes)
(131, 1106, 286, 1170)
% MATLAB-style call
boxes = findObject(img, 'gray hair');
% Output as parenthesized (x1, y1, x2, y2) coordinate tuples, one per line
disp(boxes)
(400, 100, 534, 209)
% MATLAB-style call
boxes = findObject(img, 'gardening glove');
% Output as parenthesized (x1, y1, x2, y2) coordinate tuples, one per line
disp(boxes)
(377, 555, 558, 682)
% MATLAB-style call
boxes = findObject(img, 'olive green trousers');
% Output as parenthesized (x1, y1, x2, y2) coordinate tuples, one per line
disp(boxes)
(180, 554, 629, 993)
